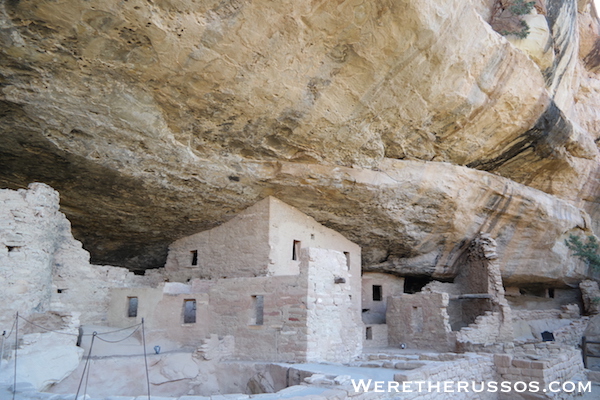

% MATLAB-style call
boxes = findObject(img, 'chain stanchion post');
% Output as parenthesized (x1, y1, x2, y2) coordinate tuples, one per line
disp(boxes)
(0, 330, 6, 370)
(142, 318, 151, 400)
(12, 312, 18, 400)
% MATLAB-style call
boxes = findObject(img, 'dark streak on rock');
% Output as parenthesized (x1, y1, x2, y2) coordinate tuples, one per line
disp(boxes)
(466, 101, 571, 171)
(543, 0, 577, 93)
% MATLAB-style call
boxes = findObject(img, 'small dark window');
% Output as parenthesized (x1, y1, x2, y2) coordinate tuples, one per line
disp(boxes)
(344, 252, 350, 270)
(366, 327, 373, 340)
(292, 240, 301, 261)
(57, 288, 66, 294)
(191, 250, 198, 266)
(184, 299, 196, 323)
(541, 331, 555, 341)
(128, 297, 138, 318)
(548, 288, 555, 298)
(311, 234, 315, 240)
(373, 285, 382, 301)
(251, 295, 264, 325)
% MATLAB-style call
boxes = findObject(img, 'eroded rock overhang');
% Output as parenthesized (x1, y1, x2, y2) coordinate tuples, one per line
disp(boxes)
(0, 0, 599, 283)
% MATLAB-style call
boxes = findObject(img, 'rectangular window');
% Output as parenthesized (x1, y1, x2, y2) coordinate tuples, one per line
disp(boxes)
(191, 250, 198, 266)
(372, 285, 382, 301)
(344, 252, 351, 270)
(366, 326, 373, 340)
(183, 299, 196, 324)
(127, 297, 138, 318)
(250, 295, 264, 325)
(292, 240, 301, 261)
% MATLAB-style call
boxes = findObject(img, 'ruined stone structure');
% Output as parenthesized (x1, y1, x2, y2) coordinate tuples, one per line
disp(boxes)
(109, 197, 363, 363)
(0, 184, 598, 399)
(3, 1, 600, 396)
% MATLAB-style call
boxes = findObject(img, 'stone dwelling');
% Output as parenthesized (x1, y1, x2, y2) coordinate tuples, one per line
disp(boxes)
(107, 196, 363, 363)
(361, 272, 404, 348)
(361, 234, 589, 356)
(1, 184, 595, 398)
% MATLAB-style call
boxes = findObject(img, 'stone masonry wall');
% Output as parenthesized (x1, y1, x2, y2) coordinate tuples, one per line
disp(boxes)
(387, 292, 456, 352)
(511, 306, 588, 346)
(0, 183, 162, 331)
(494, 347, 584, 394)
(305, 247, 362, 363)
(164, 198, 271, 281)
(456, 311, 505, 347)
(208, 273, 307, 362)
(0, 183, 63, 329)
(363, 323, 388, 348)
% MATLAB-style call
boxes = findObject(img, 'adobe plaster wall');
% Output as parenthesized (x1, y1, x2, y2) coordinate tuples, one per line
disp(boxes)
(267, 197, 361, 277)
(361, 272, 405, 324)
(163, 196, 361, 281)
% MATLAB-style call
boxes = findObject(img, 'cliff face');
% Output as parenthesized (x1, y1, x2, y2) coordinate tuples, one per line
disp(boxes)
(1, 0, 599, 284)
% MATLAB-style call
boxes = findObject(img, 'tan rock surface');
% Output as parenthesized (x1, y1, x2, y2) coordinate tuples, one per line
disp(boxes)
(0, 0, 599, 280)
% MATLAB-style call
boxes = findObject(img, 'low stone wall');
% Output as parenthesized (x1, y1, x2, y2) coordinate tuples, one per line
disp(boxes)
(494, 347, 584, 392)
(456, 311, 504, 346)
(511, 306, 589, 346)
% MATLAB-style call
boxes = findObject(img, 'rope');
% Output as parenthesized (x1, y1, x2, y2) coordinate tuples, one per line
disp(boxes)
(142, 318, 151, 400)
(3, 315, 17, 339)
(17, 316, 142, 337)
(1, 314, 16, 371)
(83, 337, 93, 400)
(93, 325, 141, 343)
(7, 313, 152, 399)
(12, 312, 18, 400)
(75, 332, 96, 400)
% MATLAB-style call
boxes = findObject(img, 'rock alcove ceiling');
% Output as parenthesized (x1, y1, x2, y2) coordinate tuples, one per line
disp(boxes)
(2, 0, 600, 286)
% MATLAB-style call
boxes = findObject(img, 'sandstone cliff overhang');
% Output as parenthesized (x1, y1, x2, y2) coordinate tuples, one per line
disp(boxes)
(0, 0, 599, 282)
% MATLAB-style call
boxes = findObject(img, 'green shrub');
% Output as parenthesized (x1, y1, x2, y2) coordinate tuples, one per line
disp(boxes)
(511, 0, 536, 16)
(501, 20, 531, 39)
(565, 234, 600, 270)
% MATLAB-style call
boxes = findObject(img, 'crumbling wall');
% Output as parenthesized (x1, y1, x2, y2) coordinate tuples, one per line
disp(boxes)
(512, 305, 588, 346)
(423, 281, 463, 330)
(52, 260, 162, 325)
(454, 234, 513, 347)
(505, 286, 582, 311)
(387, 292, 456, 352)
(0, 183, 162, 330)
(0, 183, 68, 329)
(494, 347, 584, 392)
